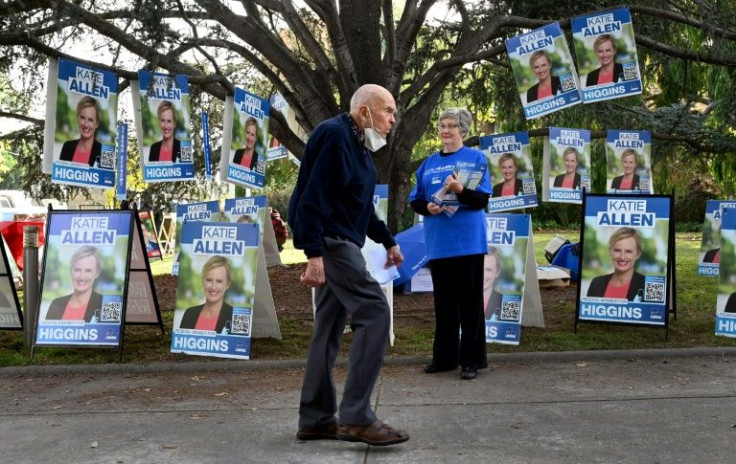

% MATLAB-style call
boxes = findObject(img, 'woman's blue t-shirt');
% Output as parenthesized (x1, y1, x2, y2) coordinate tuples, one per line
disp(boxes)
(408, 146, 491, 260)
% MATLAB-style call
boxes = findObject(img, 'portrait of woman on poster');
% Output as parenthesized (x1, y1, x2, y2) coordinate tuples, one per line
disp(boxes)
(585, 34, 624, 87)
(149, 100, 181, 163)
(553, 147, 582, 190)
(59, 96, 102, 167)
(233, 117, 259, 171)
(526, 50, 563, 104)
(703, 247, 720, 263)
(46, 246, 103, 322)
(408, 107, 491, 380)
(587, 227, 646, 301)
(484, 247, 504, 321)
(610, 148, 641, 190)
(180, 255, 234, 333)
(724, 292, 736, 313)
(492, 153, 523, 197)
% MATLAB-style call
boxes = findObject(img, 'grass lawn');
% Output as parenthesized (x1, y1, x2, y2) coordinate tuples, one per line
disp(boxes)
(1, 229, 734, 366)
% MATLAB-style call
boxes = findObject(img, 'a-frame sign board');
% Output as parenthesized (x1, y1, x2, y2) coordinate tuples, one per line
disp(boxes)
(32, 209, 135, 361)
(125, 205, 165, 335)
(0, 233, 23, 330)
(574, 193, 675, 340)
(484, 213, 545, 346)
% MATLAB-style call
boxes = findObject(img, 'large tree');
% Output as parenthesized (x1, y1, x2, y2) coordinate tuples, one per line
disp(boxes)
(1, 0, 735, 228)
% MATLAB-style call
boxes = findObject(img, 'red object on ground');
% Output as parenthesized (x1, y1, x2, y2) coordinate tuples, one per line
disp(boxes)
(0, 219, 46, 270)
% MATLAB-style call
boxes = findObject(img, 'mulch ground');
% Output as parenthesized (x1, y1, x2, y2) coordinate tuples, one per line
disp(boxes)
(152, 263, 577, 330)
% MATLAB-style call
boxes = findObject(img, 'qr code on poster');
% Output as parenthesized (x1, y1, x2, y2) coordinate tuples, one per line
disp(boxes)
(501, 300, 520, 322)
(522, 181, 535, 195)
(623, 65, 639, 81)
(101, 301, 121, 322)
(560, 75, 577, 92)
(581, 178, 591, 191)
(231, 314, 251, 336)
(180, 146, 193, 162)
(639, 178, 650, 192)
(645, 282, 665, 302)
(100, 149, 115, 169)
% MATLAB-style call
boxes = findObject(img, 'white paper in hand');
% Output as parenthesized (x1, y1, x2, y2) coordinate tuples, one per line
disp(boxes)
(368, 248, 400, 285)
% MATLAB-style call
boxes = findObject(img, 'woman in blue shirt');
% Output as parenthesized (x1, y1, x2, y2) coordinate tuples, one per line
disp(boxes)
(408, 108, 491, 380)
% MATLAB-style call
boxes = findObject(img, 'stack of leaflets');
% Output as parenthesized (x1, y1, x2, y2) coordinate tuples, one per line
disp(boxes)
(429, 160, 486, 217)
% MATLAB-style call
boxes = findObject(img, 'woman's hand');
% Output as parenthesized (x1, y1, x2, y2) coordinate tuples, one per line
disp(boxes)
(445, 172, 463, 194)
(427, 202, 443, 215)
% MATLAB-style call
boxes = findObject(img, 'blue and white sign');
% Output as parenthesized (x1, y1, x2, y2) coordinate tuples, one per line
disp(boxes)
(484, 214, 531, 345)
(172, 200, 222, 276)
(505, 22, 582, 119)
(226, 88, 270, 189)
(138, 71, 195, 183)
(171, 221, 260, 359)
(480, 132, 538, 212)
(715, 207, 736, 338)
(578, 195, 671, 326)
(115, 122, 128, 200)
(547, 127, 591, 204)
(52, 59, 119, 189)
(606, 130, 653, 195)
(35, 211, 133, 346)
(697, 200, 736, 277)
(572, 7, 643, 103)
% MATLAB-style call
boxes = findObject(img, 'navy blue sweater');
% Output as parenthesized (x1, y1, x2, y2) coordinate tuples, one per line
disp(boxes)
(288, 113, 396, 258)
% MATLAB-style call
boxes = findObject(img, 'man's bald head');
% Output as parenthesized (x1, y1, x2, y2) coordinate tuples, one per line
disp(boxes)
(348, 84, 396, 134)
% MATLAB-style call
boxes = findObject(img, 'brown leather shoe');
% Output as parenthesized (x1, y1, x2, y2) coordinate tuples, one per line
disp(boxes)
(296, 423, 338, 441)
(337, 419, 410, 446)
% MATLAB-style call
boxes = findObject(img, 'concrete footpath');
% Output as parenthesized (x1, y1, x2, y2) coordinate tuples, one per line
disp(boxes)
(1, 347, 735, 464)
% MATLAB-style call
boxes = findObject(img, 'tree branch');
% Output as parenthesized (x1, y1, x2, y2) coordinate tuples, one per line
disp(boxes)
(637, 34, 736, 67)
(392, 0, 436, 93)
(464, 128, 736, 153)
(195, 0, 335, 125)
(629, 4, 736, 41)
(0, 0, 47, 16)
(0, 111, 44, 127)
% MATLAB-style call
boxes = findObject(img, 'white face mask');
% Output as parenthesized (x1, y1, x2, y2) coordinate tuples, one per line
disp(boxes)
(363, 107, 387, 152)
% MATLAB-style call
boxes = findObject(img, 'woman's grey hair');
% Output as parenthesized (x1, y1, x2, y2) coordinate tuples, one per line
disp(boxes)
(438, 107, 472, 136)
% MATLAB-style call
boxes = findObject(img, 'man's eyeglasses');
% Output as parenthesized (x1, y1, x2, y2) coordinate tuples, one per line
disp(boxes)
(438, 123, 459, 131)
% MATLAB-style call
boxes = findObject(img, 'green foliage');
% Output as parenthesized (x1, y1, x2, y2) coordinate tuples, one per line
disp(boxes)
(264, 158, 298, 220)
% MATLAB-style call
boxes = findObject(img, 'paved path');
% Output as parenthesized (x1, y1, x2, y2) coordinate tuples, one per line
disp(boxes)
(1, 348, 735, 463)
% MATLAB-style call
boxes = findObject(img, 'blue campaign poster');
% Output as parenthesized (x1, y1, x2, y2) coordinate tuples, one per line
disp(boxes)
(578, 196, 671, 326)
(172, 200, 222, 276)
(35, 211, 132, 346)
(606, 130, 654, 195)
(52, 59, 118, 189)
(171, 221, 260, 359)
(547, 127, 591, 204)
(484, 214, 531, 345)
(715, 207, 736, 338)
(138, 71, 195, 183)
(480, 132, 538, 212)
(266, 93, 289, 161)
(505, 22, 582, 119)
(223, 195, 268, 233)
(226, 88, 270, 189)
(572, 7, 643, 103)
(698, 200, 736, 277)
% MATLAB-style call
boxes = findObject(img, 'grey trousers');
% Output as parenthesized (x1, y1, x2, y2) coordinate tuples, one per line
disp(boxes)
(298, 237, 390, 428)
